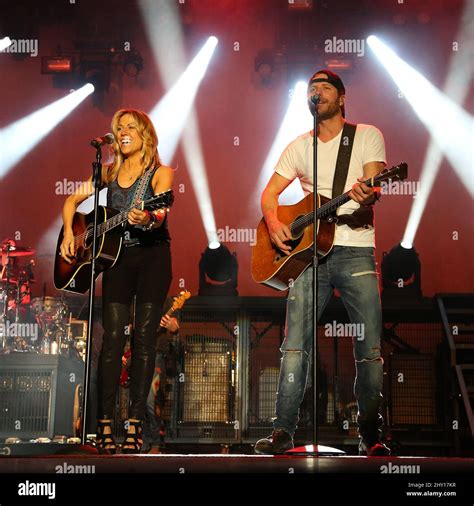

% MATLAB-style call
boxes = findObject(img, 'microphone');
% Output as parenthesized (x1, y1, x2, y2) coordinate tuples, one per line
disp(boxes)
(90, 133, 115, 148)
(310, 93, 321, 104)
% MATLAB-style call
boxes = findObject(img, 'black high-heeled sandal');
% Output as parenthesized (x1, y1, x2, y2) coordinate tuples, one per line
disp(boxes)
(122, 418, 143, 454)
(96, 419, 117, 454)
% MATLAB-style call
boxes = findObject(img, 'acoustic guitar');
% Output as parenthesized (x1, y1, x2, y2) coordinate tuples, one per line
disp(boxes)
(251, 163, 408, 291)
(54, 190, 174, 294)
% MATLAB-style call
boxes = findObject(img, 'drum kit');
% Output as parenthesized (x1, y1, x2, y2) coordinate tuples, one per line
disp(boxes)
(0, 239, 85, 360)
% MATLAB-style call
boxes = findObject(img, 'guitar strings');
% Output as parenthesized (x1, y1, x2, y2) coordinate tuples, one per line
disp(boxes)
(70, 191, 171, 246)
(290, 192, 348, 232)
(289, 170, 388, 232)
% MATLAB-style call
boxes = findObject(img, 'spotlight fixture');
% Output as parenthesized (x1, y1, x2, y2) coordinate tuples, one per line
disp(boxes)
(123, 50, 144, 77)
(79, 60, 110, 107)
(381, 243, 422, 303)
(254, 49, 275, 86)
(41, 56, 73, 74)
(198, 243, 238, 296)
(287, 0, 313, 11)
(325, 58, 353, 71)
(40, 44, 145, 107)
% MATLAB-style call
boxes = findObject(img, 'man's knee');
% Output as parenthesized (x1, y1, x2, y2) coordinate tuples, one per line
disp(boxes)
(280, 348, 309, 358)
(355, 349, 383, 364)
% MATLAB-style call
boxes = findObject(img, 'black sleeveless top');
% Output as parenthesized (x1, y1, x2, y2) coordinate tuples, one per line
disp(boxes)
(106, 166, 171, 247)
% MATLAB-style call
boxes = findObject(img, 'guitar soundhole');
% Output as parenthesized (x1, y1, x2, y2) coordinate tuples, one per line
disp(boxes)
(273, 234, 303, 264)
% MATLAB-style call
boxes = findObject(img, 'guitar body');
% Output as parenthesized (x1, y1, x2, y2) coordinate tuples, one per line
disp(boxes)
(54, 206, 123, 294)
(251, 193, 335, 291)
(251, 163, 409, 291)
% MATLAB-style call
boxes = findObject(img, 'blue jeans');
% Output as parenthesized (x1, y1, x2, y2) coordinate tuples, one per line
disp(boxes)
(274, 246, 384, 441)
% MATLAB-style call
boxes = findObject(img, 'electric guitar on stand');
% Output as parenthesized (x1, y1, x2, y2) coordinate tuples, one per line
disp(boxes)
(251, 163, 408, 290)
(119, 290, 191, 388)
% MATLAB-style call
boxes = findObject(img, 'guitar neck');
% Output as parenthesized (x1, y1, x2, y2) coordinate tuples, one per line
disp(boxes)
(165, 305, 177, 318)
(293, 177, 377, 232)
(94, 190, 172, 238)
(96, 207, 131, 237)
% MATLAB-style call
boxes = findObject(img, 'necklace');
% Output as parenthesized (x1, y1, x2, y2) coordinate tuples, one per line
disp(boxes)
(122, 161, 142, 182)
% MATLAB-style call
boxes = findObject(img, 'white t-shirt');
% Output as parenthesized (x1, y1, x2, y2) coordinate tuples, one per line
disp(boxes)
(275, 123, 386, 247)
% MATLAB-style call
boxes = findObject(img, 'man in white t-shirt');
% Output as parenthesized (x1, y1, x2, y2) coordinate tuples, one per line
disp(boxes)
(254, 69, 390, 456)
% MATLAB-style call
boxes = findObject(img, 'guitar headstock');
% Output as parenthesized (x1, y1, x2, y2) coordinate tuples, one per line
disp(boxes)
(145, 189, 175, 211)
(170, 290, 191, 312)
(377, 162, 408, 183)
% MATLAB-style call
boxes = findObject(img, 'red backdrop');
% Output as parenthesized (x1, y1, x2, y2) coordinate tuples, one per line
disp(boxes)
(0, 0, 472, 300)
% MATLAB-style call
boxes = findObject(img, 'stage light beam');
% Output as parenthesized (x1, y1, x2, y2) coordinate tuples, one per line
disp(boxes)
(397, 0, 474, 248)
(0, 37, 12, 51)
(149, 36, 218, 162)
(255, 81, 313, 205)
(147, 37, 218, 244)
(0, 83, 95, 177)
(140, 0, 219, 245)
(367, 35, 473, 197)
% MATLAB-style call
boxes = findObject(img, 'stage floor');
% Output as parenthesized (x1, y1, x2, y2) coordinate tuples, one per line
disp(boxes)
(1, 452, 474, 474)
(1, 453, 473, 505)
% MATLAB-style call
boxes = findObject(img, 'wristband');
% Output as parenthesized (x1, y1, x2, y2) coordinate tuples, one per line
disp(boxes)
(143, 210, 156, 231)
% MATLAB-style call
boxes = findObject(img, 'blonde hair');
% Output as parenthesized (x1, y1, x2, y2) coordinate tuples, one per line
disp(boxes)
(105, 109, 161, 184)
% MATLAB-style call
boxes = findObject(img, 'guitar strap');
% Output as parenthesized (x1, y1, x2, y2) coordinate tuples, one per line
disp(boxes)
(127, 166, 157, 209)
(331, 122, 357, 198)
(331, 123, 375, 228)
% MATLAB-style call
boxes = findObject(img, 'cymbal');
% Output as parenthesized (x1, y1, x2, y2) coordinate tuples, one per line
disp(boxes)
(0, 246, 35, 257)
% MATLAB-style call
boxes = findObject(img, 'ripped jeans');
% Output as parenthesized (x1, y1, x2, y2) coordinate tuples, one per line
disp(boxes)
(274, 246, 384, 441)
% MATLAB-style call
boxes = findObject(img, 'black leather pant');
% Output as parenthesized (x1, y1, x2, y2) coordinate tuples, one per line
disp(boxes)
(97, 302, 161, 420)
(97, 243, 172, 420)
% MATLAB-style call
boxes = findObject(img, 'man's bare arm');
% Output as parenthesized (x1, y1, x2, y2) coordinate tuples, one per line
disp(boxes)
(261, 173, 294, 254)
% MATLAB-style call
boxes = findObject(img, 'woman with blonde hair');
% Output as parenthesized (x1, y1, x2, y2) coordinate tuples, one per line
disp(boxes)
(60, 109, 173, 453)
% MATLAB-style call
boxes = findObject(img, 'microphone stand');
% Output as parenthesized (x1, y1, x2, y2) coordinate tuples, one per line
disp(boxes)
(287, 95, 344, 456)
(311, 96, 321, 451)
(80, 145, 103, 446)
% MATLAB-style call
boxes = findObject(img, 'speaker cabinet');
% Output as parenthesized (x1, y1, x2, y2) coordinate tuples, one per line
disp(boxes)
(258, 367, 279, 423)
(0, 354, 84, 439)
(389, 353, 437, 425)
(182, 337, 232, 423)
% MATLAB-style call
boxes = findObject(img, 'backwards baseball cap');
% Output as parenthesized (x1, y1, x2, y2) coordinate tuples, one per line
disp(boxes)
(308, 69, 345, 93)
(307, 69, 346, 117)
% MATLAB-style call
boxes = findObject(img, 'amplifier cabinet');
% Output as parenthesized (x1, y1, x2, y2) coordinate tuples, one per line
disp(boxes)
(181, 337, 233, 423)
(389, 353, 438, 426)
(0, 354, 84, 439)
